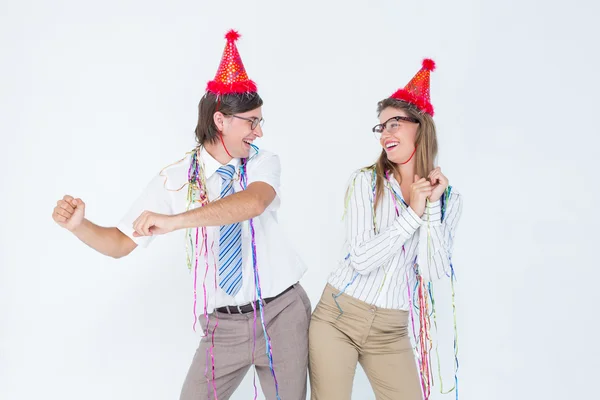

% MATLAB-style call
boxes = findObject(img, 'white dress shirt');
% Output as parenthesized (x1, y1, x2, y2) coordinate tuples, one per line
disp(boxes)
(328, 169, 463, 310)
(118, 147, 306, 312)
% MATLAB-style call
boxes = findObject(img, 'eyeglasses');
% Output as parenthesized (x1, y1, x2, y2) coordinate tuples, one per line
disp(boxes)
(372, 116, 419, 139)
(232, 115, 265, 130)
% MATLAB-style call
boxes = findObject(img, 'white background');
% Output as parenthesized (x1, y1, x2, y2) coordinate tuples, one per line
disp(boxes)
(1, 0, 599, 399)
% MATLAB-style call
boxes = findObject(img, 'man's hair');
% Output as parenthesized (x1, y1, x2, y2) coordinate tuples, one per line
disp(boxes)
(195, 92, 263, 145)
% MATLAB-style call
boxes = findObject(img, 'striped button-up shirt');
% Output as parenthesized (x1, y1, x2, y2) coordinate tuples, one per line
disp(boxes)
(328, 169, 463, 310)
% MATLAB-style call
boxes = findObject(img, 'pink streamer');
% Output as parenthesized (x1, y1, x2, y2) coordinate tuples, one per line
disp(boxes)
(202, 228, 210, 335)
(193, 228, 200, 331)
(251, 301, 258, 400)
(210, 243, 219, 400)
(240, 159, 280, 400)
(249, 218, 280, 399)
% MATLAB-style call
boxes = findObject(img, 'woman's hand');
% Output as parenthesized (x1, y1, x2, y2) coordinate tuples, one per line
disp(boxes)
(428, 167, 449, 202)
(409, 175, 433, 217)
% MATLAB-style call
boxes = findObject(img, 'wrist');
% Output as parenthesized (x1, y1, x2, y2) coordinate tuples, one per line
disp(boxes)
(172, 213, 187, 231)
(430, 184, 449, 202)
(70, 219, 88, 235)
(409, 205, 424, 218)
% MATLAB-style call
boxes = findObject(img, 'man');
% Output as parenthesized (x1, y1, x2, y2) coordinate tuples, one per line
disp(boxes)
(52, 30, 310, 400)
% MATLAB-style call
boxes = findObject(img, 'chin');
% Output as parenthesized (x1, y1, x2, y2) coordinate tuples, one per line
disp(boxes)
(237, 148, 251, 159)
(387, 151, 412, 165)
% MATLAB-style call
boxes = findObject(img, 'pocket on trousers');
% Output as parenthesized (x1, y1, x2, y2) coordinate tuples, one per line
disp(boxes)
(311, 298, 343, 325)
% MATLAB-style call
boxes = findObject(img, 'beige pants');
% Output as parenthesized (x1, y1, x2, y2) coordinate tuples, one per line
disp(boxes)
(309, 284, 422, 400)
(180, 284, 312, 400)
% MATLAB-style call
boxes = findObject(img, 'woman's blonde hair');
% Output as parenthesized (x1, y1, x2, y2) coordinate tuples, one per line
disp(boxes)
(371, 98, 438, 209)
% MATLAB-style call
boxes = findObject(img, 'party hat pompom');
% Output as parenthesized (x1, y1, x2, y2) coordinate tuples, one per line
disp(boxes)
(225, 29, 240, 42)
(422, 58, 436, 72)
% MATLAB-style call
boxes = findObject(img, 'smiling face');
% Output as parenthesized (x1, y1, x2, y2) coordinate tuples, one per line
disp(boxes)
(370, 97, 438, 211)
(195, 92, 264, 151)
(219, 108, 264, 158)
(377, 107, 420, 164)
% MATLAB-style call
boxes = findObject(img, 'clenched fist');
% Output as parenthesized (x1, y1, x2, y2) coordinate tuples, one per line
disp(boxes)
(132, 211, 178, 237)
(52, 195, 85, 231)
(409, 175, 433, 217)
(427, 167, 449, 202)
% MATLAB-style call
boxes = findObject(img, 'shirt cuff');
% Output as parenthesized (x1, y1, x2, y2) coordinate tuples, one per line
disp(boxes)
(394, 206, 424, 238)
(423, 200, 442, 225)
(117, 222, 152, 248)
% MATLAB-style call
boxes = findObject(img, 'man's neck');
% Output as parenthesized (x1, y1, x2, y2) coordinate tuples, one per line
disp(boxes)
(204, 140, 234, 165)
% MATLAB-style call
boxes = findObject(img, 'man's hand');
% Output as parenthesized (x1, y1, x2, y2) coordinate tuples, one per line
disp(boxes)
(53, 195, 85, 232)
(132, 211, 179, 237)
(52, 194, 137, 258)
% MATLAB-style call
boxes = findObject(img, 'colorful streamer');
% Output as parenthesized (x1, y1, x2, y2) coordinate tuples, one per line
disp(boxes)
(160, 144, 279, 399)
(339, 167, 459, 399)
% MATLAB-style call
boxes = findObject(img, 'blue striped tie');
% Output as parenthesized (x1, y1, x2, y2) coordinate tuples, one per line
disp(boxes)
(216, 165, 243, 296)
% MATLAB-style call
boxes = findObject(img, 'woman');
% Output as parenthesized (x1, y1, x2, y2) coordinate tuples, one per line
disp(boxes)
(308, 59, 463, 400)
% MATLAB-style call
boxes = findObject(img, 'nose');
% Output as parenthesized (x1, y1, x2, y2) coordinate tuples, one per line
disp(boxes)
(253, 125, 263, 138)
(380, 131, 392, 144)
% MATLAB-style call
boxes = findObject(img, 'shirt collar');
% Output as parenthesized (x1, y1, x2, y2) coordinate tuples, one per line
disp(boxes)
(388, 174, 407, 203)
(200, 146, 241, 179)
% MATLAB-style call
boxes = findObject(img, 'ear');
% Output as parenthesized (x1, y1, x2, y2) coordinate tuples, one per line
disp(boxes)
(213, 111, 225, 132)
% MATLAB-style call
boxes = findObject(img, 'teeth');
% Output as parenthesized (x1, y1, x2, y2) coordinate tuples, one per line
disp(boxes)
(386, 142, 399, 148)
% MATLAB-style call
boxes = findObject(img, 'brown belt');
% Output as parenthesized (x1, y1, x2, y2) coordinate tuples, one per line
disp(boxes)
(215, 284, 295, 314)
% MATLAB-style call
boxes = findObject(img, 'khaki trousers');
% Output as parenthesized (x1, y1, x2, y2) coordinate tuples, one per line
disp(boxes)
(309, 284, 422, 400)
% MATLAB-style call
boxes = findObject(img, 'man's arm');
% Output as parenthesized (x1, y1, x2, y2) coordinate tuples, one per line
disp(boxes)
(176, 181, 275, 228)
(73, 219, 137, 258)
(52, 195, 137, 259)
(132, 182, 276, 237)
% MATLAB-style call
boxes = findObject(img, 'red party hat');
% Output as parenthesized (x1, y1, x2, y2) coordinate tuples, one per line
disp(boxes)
(390, 59, 436, 116)
(206, 30, 257, 95)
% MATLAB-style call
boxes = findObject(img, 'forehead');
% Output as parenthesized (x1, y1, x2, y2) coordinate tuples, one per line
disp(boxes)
(236, 106, 262, 118)
(379, 107, 409, 122)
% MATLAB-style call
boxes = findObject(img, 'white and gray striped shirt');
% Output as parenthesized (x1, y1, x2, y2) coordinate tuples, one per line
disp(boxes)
(328, 169, 463, 310)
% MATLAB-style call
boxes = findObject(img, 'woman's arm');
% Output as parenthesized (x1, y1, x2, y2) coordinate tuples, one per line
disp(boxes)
(346, 172, 423, 275)
(416, 190, 463, 282)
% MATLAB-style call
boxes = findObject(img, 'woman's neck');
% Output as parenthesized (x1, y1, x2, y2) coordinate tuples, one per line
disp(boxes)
(393, 158, 416, 184)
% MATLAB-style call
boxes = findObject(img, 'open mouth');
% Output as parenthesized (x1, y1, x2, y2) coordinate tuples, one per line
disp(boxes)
(243, 139, 253, 147)
(385, 141, 399, 150)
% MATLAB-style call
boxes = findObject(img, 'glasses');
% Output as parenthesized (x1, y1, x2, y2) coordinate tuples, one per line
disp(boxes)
(231, 115, 265, 130)
(372, 116, 419, 139)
